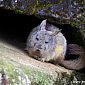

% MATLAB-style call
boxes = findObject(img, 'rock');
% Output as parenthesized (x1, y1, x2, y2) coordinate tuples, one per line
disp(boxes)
(0, 0, 37, 15)
(0, 0, 84, 28)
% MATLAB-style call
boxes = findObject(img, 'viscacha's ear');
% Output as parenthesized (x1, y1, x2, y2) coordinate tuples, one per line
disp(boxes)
(40, 19, 47, 31)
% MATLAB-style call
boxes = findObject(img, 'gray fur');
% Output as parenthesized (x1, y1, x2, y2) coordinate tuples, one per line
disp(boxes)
(26, 20, 67, 62)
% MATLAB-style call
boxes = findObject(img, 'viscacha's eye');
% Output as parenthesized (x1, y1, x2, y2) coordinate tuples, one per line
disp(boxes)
(45, 41, 48, 44)
(36, 37, 39, 41)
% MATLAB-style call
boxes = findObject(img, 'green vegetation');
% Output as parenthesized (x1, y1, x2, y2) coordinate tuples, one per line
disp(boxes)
(15, 10, 24, 14)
